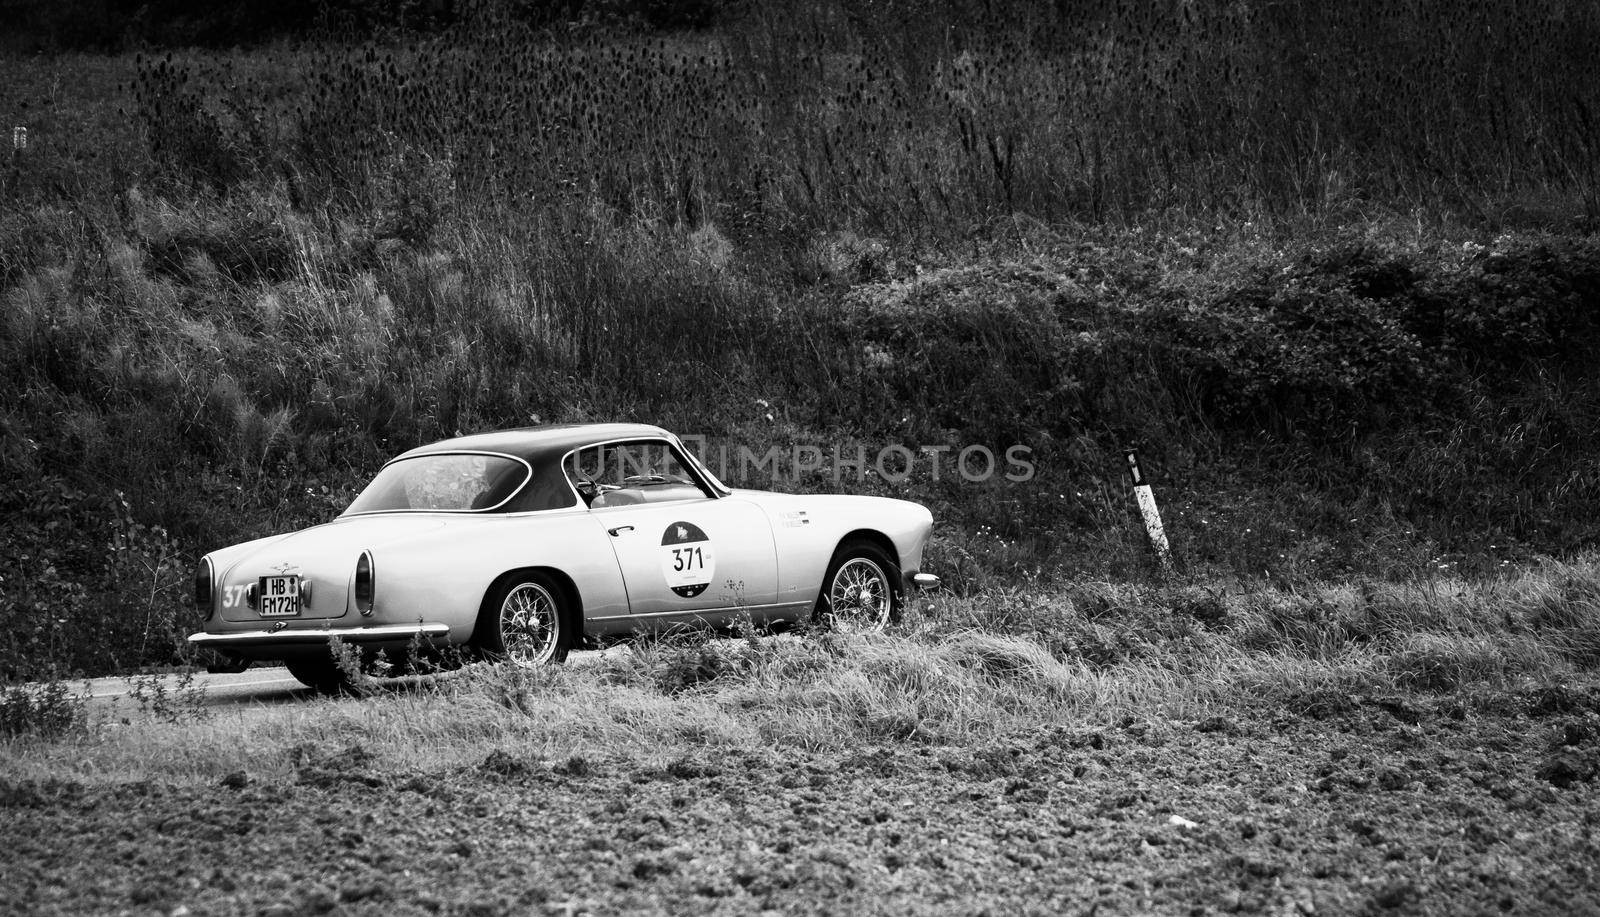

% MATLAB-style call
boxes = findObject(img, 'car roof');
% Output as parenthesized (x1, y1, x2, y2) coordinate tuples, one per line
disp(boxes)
(393, 423, 677, 464)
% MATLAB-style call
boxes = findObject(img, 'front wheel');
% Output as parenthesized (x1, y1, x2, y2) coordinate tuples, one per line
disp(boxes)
(815, 540, 903, 633)
(475, 572, 573, 666)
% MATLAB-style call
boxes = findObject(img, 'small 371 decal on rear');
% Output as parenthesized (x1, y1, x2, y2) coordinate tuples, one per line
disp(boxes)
(660, 521, 715, 598)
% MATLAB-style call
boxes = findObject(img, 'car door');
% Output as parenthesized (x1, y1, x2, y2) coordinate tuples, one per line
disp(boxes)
(570, 440, 783, 631)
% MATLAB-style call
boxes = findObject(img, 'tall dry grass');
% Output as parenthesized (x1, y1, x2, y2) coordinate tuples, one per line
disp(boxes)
(126, 1, 1600, 233)
(5, 557, 1598, 785)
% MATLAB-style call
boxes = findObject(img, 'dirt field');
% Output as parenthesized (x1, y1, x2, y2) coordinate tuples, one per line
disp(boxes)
(5, 681, 1599, 916)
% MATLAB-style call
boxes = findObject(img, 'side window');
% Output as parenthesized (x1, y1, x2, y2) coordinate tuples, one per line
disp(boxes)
(565, 441, 710, 507)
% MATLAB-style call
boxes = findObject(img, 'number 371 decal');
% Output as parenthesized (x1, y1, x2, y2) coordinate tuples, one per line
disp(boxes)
(670, 545, 706, 572)
(659, 521, 715, 598)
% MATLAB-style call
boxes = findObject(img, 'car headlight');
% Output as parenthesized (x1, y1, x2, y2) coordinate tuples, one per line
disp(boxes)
(194, 557, 214, 619)
(355, 551, 375, 616)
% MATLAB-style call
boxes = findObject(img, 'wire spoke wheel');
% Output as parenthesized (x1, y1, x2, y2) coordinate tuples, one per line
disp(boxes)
(827, 556, 892, 633)
(499, 581, 561, 666)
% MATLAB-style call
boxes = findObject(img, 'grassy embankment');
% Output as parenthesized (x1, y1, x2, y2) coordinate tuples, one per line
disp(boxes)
(5, 559, 1600, 780)
(7, 551, 1600, 913)
(2, 1, 1600, 680)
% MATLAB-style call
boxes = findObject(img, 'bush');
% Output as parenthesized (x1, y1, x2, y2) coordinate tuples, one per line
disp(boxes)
(0, 477, 191, 680)
(1404, 237, 1600, 365)
(0, 679, 85, 739)
(1151, 270, 1442, 431)
(841, 263, 1092, 441)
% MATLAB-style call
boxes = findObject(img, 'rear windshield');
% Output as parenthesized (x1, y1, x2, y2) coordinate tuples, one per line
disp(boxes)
(344, 454, 530, 514)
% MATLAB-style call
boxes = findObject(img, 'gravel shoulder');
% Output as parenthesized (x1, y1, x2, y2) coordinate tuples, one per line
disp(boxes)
(5, 686, 1600, 916)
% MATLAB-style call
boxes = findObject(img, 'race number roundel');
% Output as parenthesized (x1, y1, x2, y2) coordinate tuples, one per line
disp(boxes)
(660, 521, 715, 598)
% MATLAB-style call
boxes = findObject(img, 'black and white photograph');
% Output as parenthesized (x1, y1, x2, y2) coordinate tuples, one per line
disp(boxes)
(3, 0, 1599, 913)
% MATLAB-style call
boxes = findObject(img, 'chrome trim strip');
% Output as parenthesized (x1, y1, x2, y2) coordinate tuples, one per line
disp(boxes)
(187, 623, 450, 645)
(340, 450, 535, 516)
(587, 600, 810, 622)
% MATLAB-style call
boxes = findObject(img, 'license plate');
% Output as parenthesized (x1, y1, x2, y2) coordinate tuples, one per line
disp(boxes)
(258, 575, 300, 617)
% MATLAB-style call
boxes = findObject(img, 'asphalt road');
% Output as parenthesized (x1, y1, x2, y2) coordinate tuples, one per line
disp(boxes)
(69, 646, 635, 713)
(81, 666, 312, 708)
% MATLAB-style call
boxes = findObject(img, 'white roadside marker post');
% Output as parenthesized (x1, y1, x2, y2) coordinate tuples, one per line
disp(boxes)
(1125, 447, 1173, 573)
(8, 127, 23, 195)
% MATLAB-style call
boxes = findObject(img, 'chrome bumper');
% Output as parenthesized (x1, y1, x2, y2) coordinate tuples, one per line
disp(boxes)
(907, 571, 941, 590)
(188, 623, 451, 648)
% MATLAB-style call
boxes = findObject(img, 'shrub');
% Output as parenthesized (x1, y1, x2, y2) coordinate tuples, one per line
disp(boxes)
(1404, 237, 1600, 365)
(1151, 271, 1442, 431)
(125, 669, 208, 723)
(841, 263, 1099, 441)
(0, 679, 85, 739)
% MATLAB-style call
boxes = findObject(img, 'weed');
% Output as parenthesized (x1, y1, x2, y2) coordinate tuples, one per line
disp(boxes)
(125, 670, 208, 724)
(0, 679, 86, 739)
(632, 628, 775, 695)
(327, 635, 378, 696)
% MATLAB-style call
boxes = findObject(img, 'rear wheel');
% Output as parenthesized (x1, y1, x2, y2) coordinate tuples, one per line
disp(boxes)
(475, 572, 573, 665)
(201, 650, 250, 675)
(815, 540, 902, 633)
(285, 656, 350, 694)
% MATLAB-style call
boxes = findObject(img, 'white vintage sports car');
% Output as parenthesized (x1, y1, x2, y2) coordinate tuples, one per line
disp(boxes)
(189, 423, 940, 690)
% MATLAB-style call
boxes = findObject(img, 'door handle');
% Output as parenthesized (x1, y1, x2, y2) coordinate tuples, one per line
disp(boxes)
(608, 525, 635, 536)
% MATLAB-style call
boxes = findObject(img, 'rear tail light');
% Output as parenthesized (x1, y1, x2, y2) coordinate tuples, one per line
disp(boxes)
(194, 557, 214, 618)
(355, 551, 375, 615)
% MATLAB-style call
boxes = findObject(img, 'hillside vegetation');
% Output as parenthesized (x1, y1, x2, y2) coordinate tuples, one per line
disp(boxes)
(3, 0, 1600, 677)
